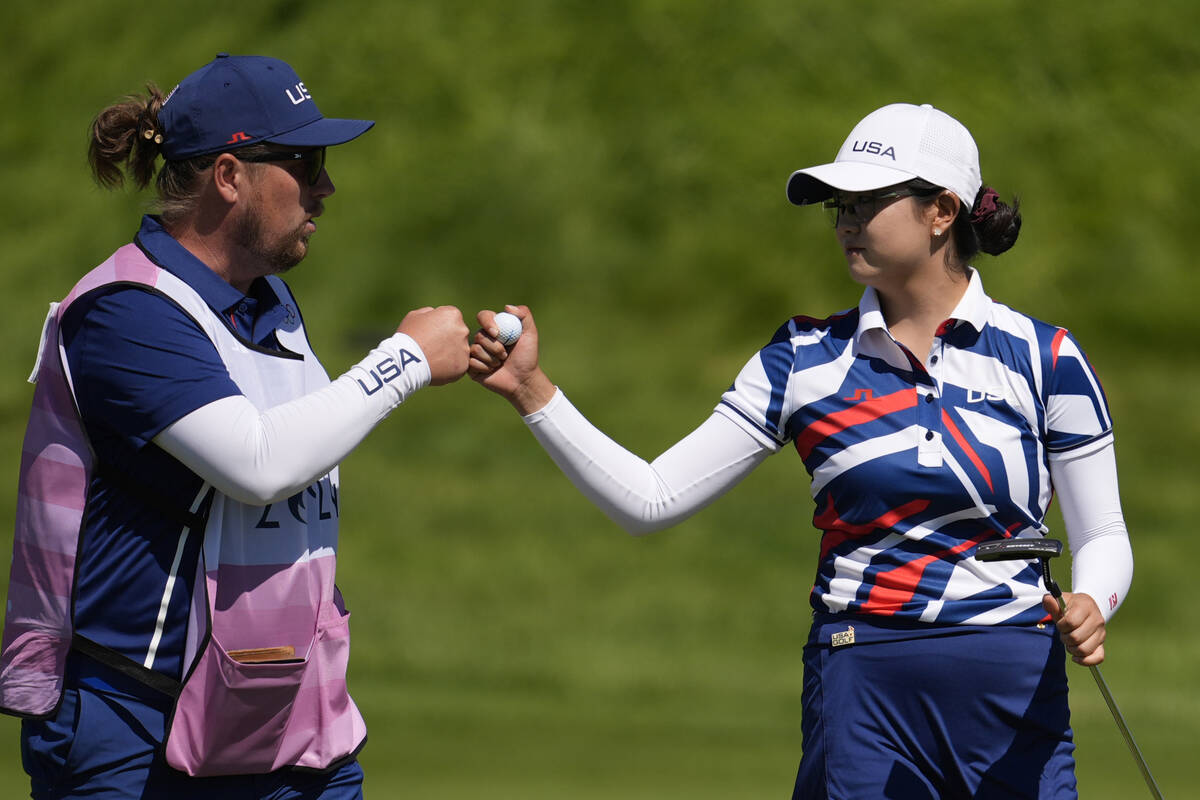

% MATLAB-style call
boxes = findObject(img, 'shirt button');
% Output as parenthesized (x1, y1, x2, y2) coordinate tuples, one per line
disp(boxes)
(930, 355, 939, 364)
(925, 394, 935, 403)
(925, 431, 934, 441)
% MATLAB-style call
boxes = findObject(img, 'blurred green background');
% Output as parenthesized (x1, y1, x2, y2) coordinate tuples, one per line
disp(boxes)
(2, 1, 1197, 797)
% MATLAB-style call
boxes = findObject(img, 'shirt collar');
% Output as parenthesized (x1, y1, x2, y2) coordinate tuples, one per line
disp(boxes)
(135, 215, 247, 315)
(134, 215, 289, 336)
(855, 266, 991, 343)
(944, 267, 991, 334)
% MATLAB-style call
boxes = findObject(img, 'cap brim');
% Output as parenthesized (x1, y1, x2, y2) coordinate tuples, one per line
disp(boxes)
(267, 117, 375, 148)
(786, 162, 919, 205)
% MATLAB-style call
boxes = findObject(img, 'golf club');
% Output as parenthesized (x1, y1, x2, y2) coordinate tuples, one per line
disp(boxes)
(975, 538, 1163, 799)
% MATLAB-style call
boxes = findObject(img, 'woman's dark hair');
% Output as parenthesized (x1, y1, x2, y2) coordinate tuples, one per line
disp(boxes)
(908, 179, 1021, 265)
(87, 84, 275, 226)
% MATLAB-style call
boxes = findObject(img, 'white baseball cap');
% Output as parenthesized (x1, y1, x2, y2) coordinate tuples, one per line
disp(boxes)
(786, 103, 982, 209)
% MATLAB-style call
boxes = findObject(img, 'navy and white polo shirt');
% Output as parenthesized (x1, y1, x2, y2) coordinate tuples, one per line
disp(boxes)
(716, 269, 1112, 626)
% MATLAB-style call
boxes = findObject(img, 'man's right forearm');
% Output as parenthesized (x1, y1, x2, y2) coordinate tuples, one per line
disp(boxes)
(155, 333, 431, 505)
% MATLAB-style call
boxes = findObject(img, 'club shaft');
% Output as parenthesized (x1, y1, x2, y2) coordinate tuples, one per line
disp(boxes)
(1087, 664, 1164, 799)
(1045, 564, 1163, 798)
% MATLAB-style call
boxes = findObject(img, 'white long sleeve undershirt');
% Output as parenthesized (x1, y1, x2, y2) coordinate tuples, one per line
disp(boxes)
(524, 388, 1133, 621)
(153, 332, 430, 506)
(1049, 445, 1135, 621)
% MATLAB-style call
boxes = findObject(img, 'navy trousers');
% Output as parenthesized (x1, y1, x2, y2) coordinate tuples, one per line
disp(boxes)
(793, 614, 1077, 799)
(21, 652, 365, 800)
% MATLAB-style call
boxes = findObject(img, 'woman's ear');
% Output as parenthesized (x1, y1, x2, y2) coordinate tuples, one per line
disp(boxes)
(931, 190, 960, 238)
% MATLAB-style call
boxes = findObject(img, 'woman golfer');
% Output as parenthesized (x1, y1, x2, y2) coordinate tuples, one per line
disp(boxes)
(470, 102, 1133, 798)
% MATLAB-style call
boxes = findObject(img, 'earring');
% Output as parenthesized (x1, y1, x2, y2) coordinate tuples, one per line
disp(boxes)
(933, 229, 943, 237)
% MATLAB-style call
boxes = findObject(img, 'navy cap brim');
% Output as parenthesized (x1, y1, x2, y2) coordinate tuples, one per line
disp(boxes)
(266, 117, 375, 148)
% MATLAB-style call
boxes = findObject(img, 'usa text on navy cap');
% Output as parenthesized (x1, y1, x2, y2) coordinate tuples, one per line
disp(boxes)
(159, 53, 374, 161)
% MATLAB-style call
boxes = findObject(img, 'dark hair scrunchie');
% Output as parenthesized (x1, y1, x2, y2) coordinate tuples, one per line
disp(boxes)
(971, 186, 999, 224)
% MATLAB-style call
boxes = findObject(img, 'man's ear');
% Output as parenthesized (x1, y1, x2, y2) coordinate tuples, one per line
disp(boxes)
(211, 153, 244, 204)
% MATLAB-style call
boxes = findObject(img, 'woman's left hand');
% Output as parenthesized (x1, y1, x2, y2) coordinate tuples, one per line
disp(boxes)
(1043, 591, 1107, 666)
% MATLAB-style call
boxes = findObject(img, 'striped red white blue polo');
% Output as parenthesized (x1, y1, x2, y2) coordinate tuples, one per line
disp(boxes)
(715, 270, 1112, 626)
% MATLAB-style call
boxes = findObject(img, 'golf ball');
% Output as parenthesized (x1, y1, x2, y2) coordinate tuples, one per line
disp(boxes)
(494, 311, 522, 346)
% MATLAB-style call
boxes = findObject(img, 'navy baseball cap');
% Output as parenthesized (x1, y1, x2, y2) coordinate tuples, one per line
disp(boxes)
(159, 53, 374, 161)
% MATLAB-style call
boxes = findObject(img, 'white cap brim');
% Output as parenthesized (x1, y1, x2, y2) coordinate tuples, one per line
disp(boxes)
(786, 161, 920, 205)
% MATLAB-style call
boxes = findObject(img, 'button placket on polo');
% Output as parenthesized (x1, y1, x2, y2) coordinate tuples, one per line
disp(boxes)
(916, 337, 945, 467)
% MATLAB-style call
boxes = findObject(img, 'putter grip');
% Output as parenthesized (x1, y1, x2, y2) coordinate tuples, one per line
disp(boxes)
(975, 538, 1064, 561)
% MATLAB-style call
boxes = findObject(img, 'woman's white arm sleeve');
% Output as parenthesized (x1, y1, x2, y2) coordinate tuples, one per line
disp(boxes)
(1049, 440, 1134, 622)
(523, 389, 772, 535)
(154, 332, 430, 505)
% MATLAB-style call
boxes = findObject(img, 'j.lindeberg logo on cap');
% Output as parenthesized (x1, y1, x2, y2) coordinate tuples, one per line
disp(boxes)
(851, 140, 896, 160)
(285, 82, 312, 106)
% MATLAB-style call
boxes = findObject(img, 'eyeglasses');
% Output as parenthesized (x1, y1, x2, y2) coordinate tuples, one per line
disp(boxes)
(821, 187, 921, 227)
(234, 147, 327, 186)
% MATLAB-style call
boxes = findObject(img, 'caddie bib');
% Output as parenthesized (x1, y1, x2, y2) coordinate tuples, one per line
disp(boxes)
(0, 242, 366, 775)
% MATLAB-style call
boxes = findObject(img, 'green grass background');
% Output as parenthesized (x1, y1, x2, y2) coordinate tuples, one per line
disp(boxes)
(3, 1, 1198, 797)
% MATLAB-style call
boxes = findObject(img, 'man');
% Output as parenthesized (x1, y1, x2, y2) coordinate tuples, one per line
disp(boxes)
(0, 54, 469, 798)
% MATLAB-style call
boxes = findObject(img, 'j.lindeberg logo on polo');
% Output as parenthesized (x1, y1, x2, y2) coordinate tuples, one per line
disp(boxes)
(285, 82, 312, 106)
(851, 140, 896, 160)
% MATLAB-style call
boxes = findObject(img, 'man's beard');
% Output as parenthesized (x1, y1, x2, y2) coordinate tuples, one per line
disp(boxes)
(233, 205, 310, 276)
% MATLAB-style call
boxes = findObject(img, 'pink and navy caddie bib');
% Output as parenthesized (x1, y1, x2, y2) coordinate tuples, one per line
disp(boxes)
(0, 243, 366, 775)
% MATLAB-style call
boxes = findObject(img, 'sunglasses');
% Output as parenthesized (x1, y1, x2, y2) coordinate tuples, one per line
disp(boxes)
(235, 147, 327, 186)
(821, 187, 923, 227)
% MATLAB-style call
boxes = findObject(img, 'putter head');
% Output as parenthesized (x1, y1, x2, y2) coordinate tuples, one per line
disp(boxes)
(975, 538, 1063, 563)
